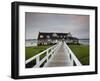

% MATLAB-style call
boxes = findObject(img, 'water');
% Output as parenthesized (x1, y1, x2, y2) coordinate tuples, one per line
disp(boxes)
(25, 39, 37, 47)
(79, 39, 89, 45)
(25, 39, 89, 47)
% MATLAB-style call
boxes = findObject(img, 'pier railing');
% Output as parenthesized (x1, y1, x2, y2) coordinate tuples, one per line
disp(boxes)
(63, 42, 82, 66)
(25, 42, 61, 68)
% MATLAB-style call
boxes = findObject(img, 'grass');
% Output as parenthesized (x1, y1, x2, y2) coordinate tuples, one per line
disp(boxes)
(68, 44, 89, 65)
(25, 45, 52, 60)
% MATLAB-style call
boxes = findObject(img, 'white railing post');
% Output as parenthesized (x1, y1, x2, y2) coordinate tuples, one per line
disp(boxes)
(70, 57, 74, 66)
(46, 50, 49, 62)
(36, 56, 40, 65)
(68, 53, 72, 65)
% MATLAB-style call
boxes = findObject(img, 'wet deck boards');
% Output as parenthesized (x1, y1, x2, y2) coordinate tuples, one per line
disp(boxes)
(45, 43, 72, 67)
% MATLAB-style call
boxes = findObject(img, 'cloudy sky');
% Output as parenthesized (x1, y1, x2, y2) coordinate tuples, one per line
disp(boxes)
(25, 12, 89, 39)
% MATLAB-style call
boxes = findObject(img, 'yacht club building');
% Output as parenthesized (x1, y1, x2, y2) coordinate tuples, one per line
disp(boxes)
(37, 32, 79, 45)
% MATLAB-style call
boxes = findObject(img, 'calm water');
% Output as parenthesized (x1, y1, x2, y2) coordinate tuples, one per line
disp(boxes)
(25, 39, 37, 47)
(79, 39, 89, 45)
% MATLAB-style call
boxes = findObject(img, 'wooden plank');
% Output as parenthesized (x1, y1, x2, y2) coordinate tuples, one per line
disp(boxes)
(45, 43, 72, 67)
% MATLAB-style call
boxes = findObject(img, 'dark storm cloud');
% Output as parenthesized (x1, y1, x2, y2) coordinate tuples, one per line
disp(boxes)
(25, 12, 89, 39)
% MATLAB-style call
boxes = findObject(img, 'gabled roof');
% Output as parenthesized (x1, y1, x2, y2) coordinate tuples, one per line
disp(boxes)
(38, 32, 70, 39)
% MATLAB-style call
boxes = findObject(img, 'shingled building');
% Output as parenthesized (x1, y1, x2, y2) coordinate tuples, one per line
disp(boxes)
(37, 32, 79, 45)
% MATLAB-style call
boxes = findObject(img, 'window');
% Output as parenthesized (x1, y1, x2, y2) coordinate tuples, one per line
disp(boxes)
(60, 35, 62, 38)
(67, 33, 72, 37)
(47, 35, 50, 38)
(40, 35, 43, 38)
(52, 33, 57, 37)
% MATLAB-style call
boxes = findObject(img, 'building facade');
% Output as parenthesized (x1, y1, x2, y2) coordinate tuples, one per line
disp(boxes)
(37, 32, 79, 45)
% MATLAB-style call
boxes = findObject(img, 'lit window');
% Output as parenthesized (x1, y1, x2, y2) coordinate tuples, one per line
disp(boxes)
(60, 36, 62, 38)
(67, 33, 72, 37)
(53, 33, 57, 37)
(47, 35, 50, 38)
(40, 35, 43, 38)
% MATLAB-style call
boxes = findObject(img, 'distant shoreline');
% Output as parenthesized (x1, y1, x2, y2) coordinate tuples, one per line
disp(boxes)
(26, 38, 89, 40)
(25, 39, 37, 41)
(25, 39, 89, 47)
(79, 38, 89, 40)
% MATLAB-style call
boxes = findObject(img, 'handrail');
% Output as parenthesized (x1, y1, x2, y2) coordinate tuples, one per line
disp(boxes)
(25, 44, 56, 64)
(63, 42, 82, 66)
(25, 42, 61, 67)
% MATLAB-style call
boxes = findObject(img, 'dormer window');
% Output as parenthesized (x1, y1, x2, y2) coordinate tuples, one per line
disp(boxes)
(60, 36, 62, 38)
(47, 35, 50, 38)
(53, 33, 57, 37)
(67, 33, 72, 37)
(40, 35, 43, 38)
